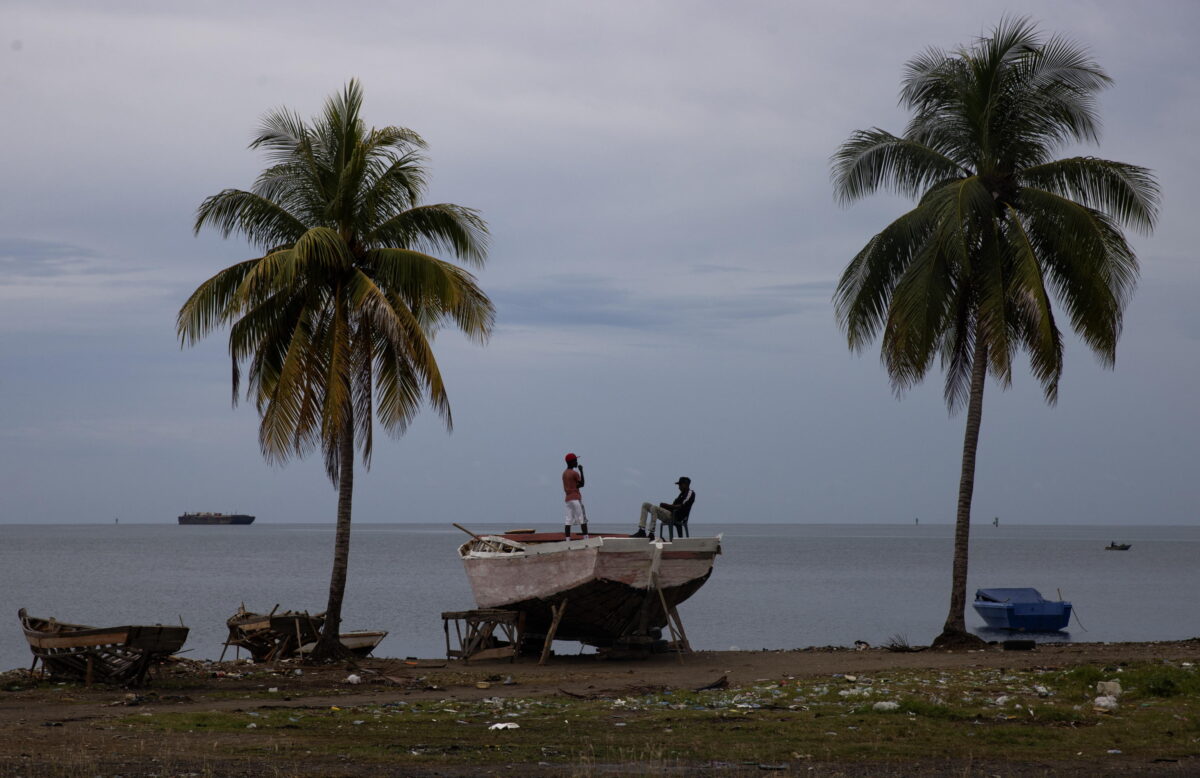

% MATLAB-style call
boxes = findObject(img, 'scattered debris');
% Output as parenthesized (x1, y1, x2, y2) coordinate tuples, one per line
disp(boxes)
(883, 634, 922, 653)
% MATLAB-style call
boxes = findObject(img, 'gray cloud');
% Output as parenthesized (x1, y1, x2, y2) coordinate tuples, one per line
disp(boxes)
(0, 237, 101, 278)
(493, 273, 829, 332)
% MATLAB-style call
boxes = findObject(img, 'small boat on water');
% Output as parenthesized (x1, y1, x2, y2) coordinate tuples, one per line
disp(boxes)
(457, 531, 722, 651)
(179, 512, 255, 525)
(1105, 542, 1132, 551)
(972, 588, 1071, 632)
(19, 608, 189, 685)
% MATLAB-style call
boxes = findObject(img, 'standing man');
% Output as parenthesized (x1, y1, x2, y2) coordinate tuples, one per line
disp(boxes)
(562, 453, 588, 539)
(632, 477, 695, 540)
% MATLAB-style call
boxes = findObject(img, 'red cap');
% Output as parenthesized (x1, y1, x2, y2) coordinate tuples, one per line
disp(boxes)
(565, 452, 578, 463)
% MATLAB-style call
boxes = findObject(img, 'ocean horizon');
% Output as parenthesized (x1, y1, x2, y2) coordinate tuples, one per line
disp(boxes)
(3, 522, 1197, 672)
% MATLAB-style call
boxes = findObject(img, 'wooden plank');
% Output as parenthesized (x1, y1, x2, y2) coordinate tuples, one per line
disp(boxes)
(25, 630, 130, 649)
(667, 604, 692, 653)
(539, 599, 568, 666)
(467, 645, 516, 662)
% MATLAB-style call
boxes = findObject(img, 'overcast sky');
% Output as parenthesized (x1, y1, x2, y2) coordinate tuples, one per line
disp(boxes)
(2, 1, 1196, 527)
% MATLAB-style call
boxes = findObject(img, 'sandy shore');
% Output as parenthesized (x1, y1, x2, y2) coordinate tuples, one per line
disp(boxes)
(3, 640, 1198, 776)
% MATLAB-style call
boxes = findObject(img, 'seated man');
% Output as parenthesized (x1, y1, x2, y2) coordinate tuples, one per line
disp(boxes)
(631, 477, 695, 540)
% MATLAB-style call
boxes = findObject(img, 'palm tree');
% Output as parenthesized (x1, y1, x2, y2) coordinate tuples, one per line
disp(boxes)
(831, 18, 1158, 646)
(179, 80, 494, 660)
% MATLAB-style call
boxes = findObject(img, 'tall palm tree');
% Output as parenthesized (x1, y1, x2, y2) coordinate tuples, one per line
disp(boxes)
(831, 18, 1158, 646)
(179, 80, 494, 660)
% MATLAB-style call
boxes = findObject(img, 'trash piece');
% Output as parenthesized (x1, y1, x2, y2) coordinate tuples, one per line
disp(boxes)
(1096, 680, 1122, 698)
(346, 674, 362, 685)
(1107, 749, 1122, 755)
(476, 681, 491, 689)
(503, 676, 516, 685)
(559, 688, 593, 699)
(694, 675, 729, 692)
(872, 701, 900, 712)
(854, 640, 870, 650)
(268, 687, 278, 693)
(844, 675, 858, 682)
(1093, 695, 1119, 713)
(489, 722, 520, 730)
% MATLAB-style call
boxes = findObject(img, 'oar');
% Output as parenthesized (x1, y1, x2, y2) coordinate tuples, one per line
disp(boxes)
(452, 522, 507, 553)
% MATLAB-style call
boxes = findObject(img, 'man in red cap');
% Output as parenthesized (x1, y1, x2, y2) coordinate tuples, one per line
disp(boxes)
(632, 477, 694, 540)
(562, 453, 587, 539)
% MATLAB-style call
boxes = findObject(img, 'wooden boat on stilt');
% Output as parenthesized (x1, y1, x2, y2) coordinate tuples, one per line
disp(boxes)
(18, 608, 189, 686)
(456, 532, 722, 653)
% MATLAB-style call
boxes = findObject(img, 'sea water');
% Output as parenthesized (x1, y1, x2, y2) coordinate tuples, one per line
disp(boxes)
(1, 522, 1197, 671)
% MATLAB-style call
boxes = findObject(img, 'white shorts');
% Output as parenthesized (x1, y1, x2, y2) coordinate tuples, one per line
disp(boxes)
(564, 500, 586, 525)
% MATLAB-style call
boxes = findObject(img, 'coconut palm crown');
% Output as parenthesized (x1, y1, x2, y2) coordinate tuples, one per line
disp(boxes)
(178, 80, 494, 659)
(830, 18, 1158, 644)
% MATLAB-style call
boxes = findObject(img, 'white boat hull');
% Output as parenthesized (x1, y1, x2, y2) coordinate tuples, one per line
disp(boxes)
(459, 536, 721, 646)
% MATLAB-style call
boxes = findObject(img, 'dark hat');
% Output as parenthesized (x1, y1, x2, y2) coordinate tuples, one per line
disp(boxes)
(565, 452, 578, 463)
(675, 476, 691, 485)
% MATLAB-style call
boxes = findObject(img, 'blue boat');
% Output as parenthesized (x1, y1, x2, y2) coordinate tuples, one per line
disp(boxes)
(972, 588, 1071, 631)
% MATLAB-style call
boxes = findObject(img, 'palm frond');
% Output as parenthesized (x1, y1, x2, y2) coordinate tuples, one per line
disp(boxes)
(194, 188, 308, 249)
(368, 204, 490, 266)
(832, 130, 966, 204)
(1021, 157, 1159, 234)
(176, 258, 260, 345)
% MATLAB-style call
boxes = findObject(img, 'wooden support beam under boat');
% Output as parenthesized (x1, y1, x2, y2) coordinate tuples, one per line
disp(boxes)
(539, 599, 568, 666)
(653, 572, 690, 662)
(441, 609, 524, 663)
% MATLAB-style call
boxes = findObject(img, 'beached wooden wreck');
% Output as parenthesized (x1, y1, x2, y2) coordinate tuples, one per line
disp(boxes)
(222, 606, 386, 662)
(455, 531, 722, 656)
(19, 608, 189, 686)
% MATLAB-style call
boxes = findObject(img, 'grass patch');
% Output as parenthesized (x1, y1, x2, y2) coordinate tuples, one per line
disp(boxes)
(115, 661, 1200, 771)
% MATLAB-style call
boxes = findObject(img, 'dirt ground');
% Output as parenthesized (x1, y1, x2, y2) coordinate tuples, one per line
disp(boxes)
(3, 640, 1199, 776)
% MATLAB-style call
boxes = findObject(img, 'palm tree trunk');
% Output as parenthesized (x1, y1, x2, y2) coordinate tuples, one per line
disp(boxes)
(309, 414, 355, 661)
(936, 331, 989, 645)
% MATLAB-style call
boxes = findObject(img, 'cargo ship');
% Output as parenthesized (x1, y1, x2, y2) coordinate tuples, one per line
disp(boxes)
(178, 512, 255, 525)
